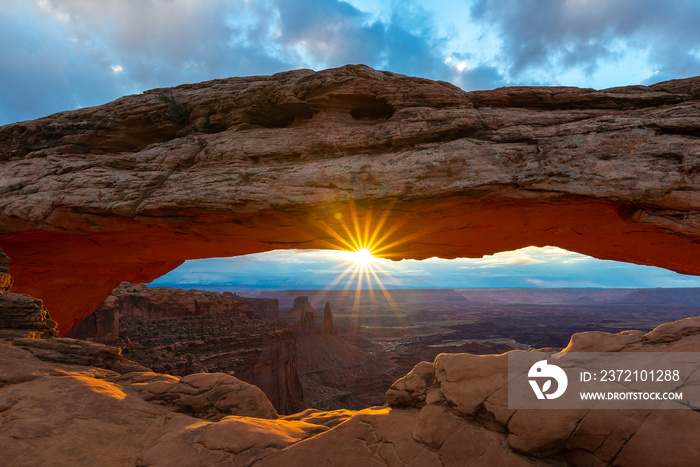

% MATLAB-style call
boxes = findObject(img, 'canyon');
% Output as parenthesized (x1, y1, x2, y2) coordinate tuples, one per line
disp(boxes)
(68, 284, 398, 412)
(68, 283, 700, 417)
(67, 283, 305, 414)
(1, 65, 700, 465)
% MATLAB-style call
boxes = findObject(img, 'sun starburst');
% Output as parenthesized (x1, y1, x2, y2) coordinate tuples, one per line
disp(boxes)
(345, 247, 376, 266)
(310, 202, 429, 319)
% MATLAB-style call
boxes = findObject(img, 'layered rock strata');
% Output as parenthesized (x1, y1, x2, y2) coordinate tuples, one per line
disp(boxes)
(68, 282, 282, 344)
(68, 283, 305, 414)
(1, 66, 699, 332)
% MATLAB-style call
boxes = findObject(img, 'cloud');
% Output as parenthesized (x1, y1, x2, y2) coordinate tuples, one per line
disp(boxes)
(470, 0, 700, 86)
(0, 0, 464, 125)
(2, 1, 699, 125)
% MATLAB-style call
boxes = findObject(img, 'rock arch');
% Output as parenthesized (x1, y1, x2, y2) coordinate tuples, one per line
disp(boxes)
(1, 65, 699, 333)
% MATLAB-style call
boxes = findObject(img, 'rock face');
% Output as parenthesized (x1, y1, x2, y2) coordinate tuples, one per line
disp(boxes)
(68, 283, 305, 414)
(0, 248, 11, 292)
(295, 331, 396, 410)
(320, 302, 338, 335)
(292, 300, 316, 335)
(1, 65, 699, 332)
(288, 296, 315, 321)
(0, 248, 59, 339)
(2, 317, 700, 466)
(68, 282, 281, 344)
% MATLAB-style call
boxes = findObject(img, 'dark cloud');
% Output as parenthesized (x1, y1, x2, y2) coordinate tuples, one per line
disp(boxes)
(0, 0, 463, 125)
(470, 0, 700, 86)
(0, 3, 126, 123)
(4, 0, 697, 125)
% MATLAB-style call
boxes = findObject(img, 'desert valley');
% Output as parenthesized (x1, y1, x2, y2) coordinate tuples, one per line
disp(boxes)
(68, 283, 700, 414)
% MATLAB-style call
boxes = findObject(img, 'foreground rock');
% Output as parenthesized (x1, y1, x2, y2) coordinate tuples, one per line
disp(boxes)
(3, 312, 700, 465)
(385, 316, 700, 466)
(1, 66, 699, 331)
(0, 339, 292, 466)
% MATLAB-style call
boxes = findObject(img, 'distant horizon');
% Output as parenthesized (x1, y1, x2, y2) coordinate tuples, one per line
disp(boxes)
(148, 283, 700, 292)
(148, 246, 700, 291)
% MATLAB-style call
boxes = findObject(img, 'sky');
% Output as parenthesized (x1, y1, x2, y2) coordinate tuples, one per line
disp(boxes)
(3, 1, 700, 289)
(2, 0, 700, 125)
(150, 247, 700, 290)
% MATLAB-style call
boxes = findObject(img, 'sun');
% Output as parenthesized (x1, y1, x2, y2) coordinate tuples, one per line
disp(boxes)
(350, 247, 376, 266)
(312, 201, 429, 305)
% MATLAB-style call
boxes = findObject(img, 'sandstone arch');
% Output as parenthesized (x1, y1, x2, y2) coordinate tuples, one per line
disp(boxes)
(1, 65, 699, 333)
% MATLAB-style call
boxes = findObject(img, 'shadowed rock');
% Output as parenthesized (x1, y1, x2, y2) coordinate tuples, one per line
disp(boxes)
(0, 248, 58, 338)
(0, 248, 11, 292)
(288, 296, 315, 321)
(320, 302, 338, 335)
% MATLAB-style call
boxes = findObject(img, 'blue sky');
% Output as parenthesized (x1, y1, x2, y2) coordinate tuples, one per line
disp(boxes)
(2, 0, 700, 125)
(151, 247, 700, 290)
(3, 1, 700, 289)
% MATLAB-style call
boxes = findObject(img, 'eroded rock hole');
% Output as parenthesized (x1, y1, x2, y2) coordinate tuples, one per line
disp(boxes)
(247, 103, 314, 128)
(350, 97, 395, 120)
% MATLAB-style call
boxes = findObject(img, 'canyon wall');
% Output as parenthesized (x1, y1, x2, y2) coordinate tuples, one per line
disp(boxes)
(68, 283, 281, 344)
(0, 65, 699, 332)
(68, 283, 304, 414)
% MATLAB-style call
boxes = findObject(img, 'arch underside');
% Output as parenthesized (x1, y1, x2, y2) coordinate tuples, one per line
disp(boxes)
(2, 195, 699, 333)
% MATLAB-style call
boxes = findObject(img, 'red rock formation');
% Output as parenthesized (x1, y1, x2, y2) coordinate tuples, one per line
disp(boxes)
(320, 302, 338, 335)
(1, 66, 699, 332)
(66, 283, 304, 414)
(292, 300, 316, 335)
(287, 296, 315, 321)
(0, 248, 59, 338)
(68, 282, 282, 345)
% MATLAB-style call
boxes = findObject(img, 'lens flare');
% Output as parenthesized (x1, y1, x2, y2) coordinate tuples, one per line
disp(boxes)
(311, 202, 430, 319)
